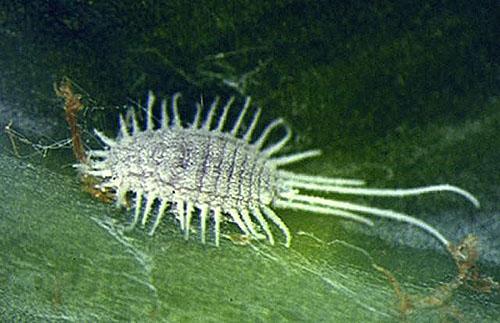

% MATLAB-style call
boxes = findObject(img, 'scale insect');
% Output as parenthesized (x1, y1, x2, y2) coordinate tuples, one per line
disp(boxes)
(73, 90, 479, 251)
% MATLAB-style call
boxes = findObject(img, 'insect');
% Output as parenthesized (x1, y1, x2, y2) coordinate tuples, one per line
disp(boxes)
(73, 90, 479, 252)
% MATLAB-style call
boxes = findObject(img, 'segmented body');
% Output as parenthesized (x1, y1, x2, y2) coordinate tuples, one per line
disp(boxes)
(81, 92, 479, 248)
(113, 127, 275, 209)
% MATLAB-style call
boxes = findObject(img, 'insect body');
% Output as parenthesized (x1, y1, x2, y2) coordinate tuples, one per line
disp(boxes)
(80, 92, 479, 249)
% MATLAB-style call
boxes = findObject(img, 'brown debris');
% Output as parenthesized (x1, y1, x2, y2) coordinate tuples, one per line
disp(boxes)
(55, 76, 87, 163)
(376, 234, 497, 319)
(55, 77, 115, 204)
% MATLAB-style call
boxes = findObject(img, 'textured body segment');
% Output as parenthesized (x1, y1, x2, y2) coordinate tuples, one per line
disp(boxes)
(107, 129, 274, 209)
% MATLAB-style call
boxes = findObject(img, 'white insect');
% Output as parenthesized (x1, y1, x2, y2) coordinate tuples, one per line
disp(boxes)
(80, 92, 479, 249)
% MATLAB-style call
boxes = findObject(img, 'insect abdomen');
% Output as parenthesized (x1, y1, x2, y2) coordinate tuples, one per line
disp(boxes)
(110, 128, 275, 211)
